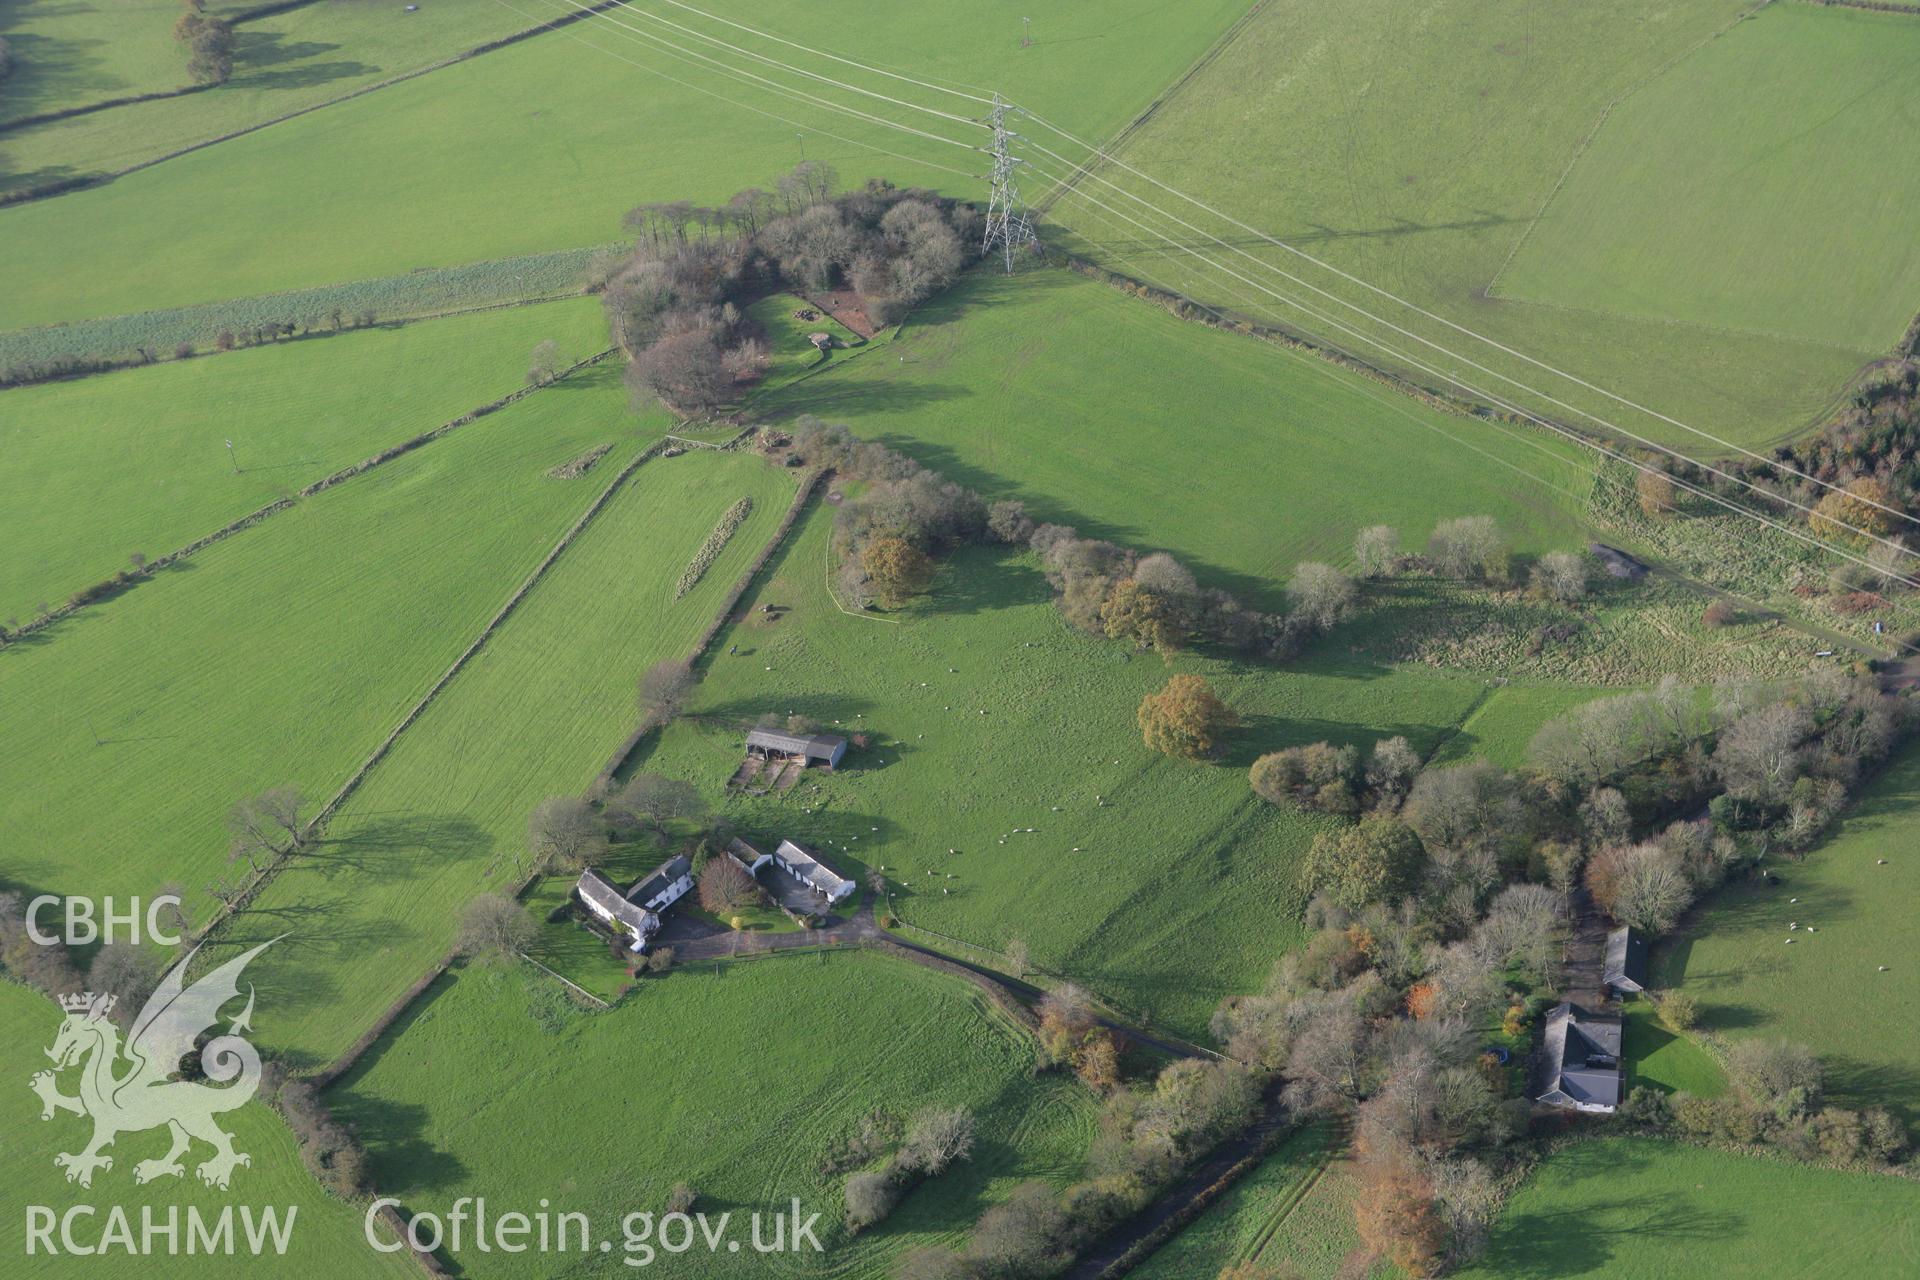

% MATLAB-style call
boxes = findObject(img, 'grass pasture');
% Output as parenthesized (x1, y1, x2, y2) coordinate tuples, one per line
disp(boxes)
(329, 952, 1097, 1279)
(0, 0, 1251, 328)
(1460, 1137, 1920, 1279)
(0, 0, 187, 126)
(1048, 0, 1881, 449)
(206, 450, 798, 1065)
(0, 362, 649, 925)
(1493, 2, 1920, 355)
(0, 0, 558, 189)
(1656, 745, 1920, 1123)
(643, 508, 1521, 1037)
(0, 981, 417, 1280)
(0, 296, 606, 622)
(771, 266, 1596, 611)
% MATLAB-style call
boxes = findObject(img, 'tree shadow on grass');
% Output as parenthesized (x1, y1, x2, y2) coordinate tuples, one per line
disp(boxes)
(327, 1094, 470, 1196)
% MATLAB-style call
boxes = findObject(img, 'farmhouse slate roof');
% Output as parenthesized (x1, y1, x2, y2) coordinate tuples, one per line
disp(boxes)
(628, 854, 692, 908)
(746, 728, 848, 758)
(1604, 925, 1649, 993)
(1536, 1002, 1624, 1111)
(576, 868, 657, 939)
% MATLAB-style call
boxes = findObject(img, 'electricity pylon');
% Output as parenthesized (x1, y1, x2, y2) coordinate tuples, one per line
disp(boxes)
(982, 94, 1035, 273)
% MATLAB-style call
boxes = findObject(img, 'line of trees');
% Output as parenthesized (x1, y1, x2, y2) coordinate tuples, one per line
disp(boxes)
(604, 164, 981, 414)
(844, 1105, 976, 1232)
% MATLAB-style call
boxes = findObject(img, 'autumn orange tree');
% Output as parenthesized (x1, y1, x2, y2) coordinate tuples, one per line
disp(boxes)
(1137, 674, 1237, 759)
(860, 535, 935, 607)
(1353, 1154, 1446, 1276)
(1809, 476, 1894, 544)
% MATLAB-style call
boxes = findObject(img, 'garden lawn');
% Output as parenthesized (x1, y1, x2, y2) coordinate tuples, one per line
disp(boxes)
(1655, 745, 1920, 1123)
(770, 265, 1596, 612)
(0, 362, 650, 924)
(0, 0, 1250, 327)
(1621, 1002, 1726, 1099)
(1493, 2, 1920, 356)
(0, 981, 417, 1279)
(0, 297, 605, 622)
(1459, 1137, 1920, 1278)
(643, 510, 1509, 1038)
(207, 450, 798, 1066)
(327, 953, 1097, 1279)
(1049, 0, 1877, 450)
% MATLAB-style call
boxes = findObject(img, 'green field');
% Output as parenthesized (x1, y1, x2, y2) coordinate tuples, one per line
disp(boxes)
(1431, 682, 1616, 769)
(1657, 745, 1920, 1123)
(1050, 0, 1886, 450)
(0, 0, 1250, 328)
(327, 952, 1096, 1278)
(0, 981, 417, 1279)
(1494, 2, 1920, 355)
(0, 297, 605, 622)
(1460, 1137, 1920, 1279)
(771, 266, 1596, 610)
(643, 508, 1524, 1037)
(0, 362, 651, 921)
(0, 0, 552, 182)
(0, 0, 186, 125)
(206, 450, 798, 1065)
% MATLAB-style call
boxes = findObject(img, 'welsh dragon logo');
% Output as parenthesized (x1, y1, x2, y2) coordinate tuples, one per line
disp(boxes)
(30, 939, 276, 1190)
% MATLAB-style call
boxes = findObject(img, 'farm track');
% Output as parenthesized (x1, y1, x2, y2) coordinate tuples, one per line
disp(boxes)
(1240, 1117, 1350, 1268)
(1058, 1078, 1295, 1280)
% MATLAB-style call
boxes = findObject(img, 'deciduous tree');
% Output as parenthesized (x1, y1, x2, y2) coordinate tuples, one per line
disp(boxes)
(1137, 675, 1236, 759)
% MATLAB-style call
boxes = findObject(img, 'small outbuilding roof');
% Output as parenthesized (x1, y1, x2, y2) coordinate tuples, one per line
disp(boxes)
(1604, 925, 1649, 992)
(1536, 1002, 1624, 1110)
(774, 838, 856, 901)
(746, 727, 847, 758)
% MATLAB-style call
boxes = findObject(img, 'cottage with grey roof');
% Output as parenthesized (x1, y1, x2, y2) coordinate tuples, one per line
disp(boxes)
(575, 868, 660, 953)
(1535, 1002, 1625, 1113)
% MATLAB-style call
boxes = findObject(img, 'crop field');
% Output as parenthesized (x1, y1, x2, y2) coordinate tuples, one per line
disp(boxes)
(206, 450, 798, 1065)
(1493, 2, 1920, 356)
(0, 362, 650, 922)
(0, 0, 1250, 329)
(643, 512, 1511, 1036)
(0, 981, 418, 1279)
(1460, 1137, 1920, 1279)
(1656, 745, 1920, 1122)
(0, 296, 605, 622)
(1048, 0, 1885, 449)
(771, 266, 1596, 610)
(328, 952, 1098, 1279)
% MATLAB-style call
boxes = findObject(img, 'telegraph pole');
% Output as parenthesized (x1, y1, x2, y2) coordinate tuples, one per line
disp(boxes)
(982, 94, 1035, 273)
